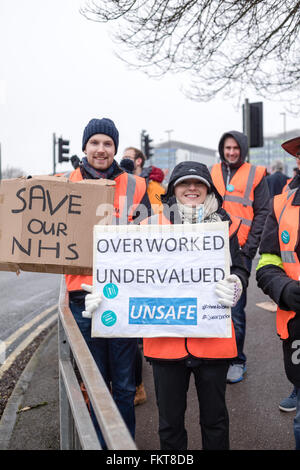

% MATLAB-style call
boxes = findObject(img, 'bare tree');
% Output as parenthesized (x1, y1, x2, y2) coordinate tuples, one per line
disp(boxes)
(2, 166, 26, 179)
(80, 0, 300, 110)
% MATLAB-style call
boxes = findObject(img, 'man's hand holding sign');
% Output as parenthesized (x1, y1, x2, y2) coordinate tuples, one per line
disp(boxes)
(81, 283, 102, 318)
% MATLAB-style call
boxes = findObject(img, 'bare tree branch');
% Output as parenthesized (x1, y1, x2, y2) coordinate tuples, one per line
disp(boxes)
(80, 0, 300, 110)
(2, 166, 26, 179)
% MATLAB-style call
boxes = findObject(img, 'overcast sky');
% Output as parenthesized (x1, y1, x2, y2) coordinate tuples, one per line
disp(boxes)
(1, 0, 299, 176)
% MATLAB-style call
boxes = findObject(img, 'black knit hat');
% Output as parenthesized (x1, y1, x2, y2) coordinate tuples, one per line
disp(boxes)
(82, 118, 119, 154)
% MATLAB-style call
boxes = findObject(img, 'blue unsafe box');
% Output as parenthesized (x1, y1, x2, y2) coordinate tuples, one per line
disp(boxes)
(128, 297, 197, 325)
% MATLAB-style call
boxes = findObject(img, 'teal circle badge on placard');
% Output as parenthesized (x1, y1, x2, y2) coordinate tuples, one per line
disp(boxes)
(101, 310, 117, 327)
(103, 283, 119, 299)
(281, 230, 290, 244)
(226, 184, 235, 192)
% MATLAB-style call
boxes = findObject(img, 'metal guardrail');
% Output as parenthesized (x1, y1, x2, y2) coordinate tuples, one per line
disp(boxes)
(58, 277, 137, 450)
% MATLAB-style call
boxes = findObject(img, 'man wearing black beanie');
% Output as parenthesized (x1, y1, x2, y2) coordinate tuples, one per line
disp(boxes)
(64, 117, 151, 447)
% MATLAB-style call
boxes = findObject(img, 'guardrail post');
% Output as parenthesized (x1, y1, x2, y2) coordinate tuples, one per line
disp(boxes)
(58, 276, 136, 450)
(58, 315, 75, 450)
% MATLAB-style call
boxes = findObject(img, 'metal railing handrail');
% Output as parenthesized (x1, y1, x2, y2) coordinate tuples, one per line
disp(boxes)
(58, 276, 137, 450)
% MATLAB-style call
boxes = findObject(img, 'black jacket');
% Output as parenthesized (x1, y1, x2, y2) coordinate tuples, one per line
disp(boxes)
(266, 171, 289, 198)
(216, 131, 270, 259)
(256, 175, 300, 307)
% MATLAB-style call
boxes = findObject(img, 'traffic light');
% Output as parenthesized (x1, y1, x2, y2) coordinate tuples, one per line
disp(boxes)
(243, 101, 264, 148)
(144, 133, 154, 159)
(249, 102, 263, 148)
(58, 137, 70, 163)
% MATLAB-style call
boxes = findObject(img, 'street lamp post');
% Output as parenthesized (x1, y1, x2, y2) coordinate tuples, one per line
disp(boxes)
(280, 112, 286, 173)
(165, 129, 174, 173)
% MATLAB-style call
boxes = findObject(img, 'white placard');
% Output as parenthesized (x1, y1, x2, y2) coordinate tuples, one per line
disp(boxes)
(92, 221, 231, 338)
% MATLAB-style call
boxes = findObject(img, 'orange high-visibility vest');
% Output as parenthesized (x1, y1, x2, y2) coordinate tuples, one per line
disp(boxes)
(211, 162, 266, 247)
(65, 167, 147, 292)
(282, 177, 292, 193)
(273, 189, 299, 339)
(140, 212, 238, 360)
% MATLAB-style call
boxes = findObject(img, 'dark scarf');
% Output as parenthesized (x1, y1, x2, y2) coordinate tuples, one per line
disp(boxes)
(81, 156, 119, 180)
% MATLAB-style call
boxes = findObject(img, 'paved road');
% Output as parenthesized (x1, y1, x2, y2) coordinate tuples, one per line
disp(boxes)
(0, 271, 61, 340)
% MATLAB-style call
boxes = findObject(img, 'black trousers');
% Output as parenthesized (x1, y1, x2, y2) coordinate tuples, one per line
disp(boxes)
(152, 359, 230, 450)
(283, 315, 300, 389)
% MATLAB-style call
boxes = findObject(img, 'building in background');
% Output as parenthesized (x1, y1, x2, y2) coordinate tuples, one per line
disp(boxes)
(148, 129, 300, 182)
(149, 140, 217, 181)
(249, 129, 300, 177)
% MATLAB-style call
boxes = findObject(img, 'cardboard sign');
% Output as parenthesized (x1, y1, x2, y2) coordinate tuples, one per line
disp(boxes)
(92, 222, 232, 338)
(0, 176, 115, 274)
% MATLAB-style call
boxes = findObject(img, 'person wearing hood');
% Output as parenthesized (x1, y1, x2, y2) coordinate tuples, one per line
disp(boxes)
(86, 161, 249, 449)
(138, 161, 249, 450)
(256, 136, 300, 450)
(211, 131, 269, 383)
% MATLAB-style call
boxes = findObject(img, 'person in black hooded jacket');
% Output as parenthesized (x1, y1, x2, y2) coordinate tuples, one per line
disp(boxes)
(256, 136, 300, 449)
(141, 161, 249, 450)
(211, 131, 270, 384)
(85, 161, 250, 450)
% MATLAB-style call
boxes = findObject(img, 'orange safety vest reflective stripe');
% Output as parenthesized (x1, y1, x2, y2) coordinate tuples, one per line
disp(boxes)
(65, 167, 147, 291)
(211, 162, 266, 247)
(273, 189, 299, 339)
(140, 212, 238, 360)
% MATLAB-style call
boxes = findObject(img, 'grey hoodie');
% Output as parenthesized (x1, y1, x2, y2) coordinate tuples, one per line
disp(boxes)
(218, 130, 249, 168)
(214, 130, 270, 259)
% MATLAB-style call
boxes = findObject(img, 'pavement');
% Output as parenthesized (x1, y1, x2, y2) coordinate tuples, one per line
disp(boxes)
(0, 324, 60, 450)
